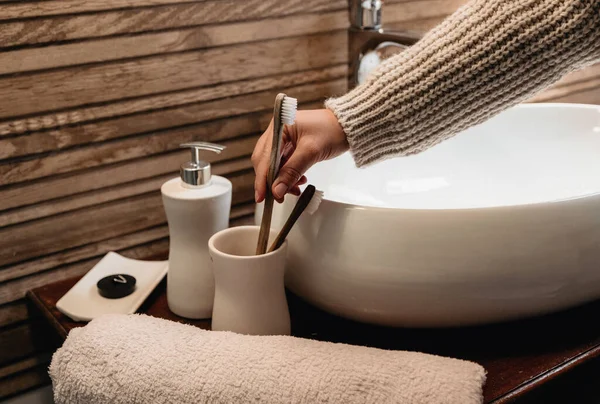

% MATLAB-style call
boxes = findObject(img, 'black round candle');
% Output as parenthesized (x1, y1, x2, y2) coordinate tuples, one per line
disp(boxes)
(97, 274, 136, 299)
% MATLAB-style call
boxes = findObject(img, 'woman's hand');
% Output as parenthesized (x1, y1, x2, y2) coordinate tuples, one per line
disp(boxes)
(252, 109, 348, 203)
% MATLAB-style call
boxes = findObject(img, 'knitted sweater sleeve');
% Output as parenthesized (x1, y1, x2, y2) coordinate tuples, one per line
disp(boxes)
(325, 0, 600, 167)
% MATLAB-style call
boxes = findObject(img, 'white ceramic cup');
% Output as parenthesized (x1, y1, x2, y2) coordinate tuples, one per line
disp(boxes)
(208, 225, 290, 336)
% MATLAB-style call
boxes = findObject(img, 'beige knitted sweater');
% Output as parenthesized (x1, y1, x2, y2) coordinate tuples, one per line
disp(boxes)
(325, 0, 600, 167)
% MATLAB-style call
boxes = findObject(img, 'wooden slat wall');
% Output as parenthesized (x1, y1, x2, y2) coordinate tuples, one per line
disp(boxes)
(1, 0, 598, 399)
(0, 0, 350, 399)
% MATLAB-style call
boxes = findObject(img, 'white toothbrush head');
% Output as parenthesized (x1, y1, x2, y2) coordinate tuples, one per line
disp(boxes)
(281, 96, 298, 125)
(305, 189, 324, 215)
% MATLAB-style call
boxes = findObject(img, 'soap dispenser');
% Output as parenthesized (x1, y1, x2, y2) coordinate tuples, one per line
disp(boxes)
(161, 142, 232, 319)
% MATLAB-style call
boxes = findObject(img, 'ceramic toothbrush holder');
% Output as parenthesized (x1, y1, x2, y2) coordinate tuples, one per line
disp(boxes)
(208, 226, 290, 336)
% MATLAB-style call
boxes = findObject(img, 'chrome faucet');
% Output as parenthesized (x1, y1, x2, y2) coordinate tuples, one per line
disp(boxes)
(348, 0, 421, 89)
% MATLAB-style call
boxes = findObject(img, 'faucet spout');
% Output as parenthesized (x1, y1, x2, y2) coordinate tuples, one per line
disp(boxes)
(350, 0, 383, 30)
(348, 0, 421, 89)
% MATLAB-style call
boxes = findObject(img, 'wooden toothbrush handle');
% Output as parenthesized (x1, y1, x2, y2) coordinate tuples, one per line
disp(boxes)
(256, 194, 274, 254)
(256, 93, 286, 255)
(268, 185, 316, 253)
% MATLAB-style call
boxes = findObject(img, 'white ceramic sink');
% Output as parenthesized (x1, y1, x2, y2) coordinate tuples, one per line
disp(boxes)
(257, 103, 600, 327)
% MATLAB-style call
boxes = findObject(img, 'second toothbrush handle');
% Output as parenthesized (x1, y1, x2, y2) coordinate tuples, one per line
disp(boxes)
(268, 185, 316, 253)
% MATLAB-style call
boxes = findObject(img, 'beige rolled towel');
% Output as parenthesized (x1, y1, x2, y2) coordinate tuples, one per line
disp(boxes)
(49, 314, 485, 404)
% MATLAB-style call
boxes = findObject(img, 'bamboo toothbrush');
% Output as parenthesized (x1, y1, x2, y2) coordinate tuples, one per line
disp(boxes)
(268, 185, 323, 253)
(256, 93, 298, 255)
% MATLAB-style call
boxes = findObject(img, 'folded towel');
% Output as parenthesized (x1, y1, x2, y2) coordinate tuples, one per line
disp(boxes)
(50, 314, 486, 404)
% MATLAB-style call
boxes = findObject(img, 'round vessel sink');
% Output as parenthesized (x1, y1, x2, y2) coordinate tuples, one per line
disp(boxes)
(257, 104, 600, 327)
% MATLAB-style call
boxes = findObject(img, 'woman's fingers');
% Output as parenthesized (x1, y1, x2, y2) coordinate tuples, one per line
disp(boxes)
(271, 147, 316, 202)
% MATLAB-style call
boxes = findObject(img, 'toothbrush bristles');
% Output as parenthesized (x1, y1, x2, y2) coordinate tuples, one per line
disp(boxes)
(281, 96, 298, 125)
(305, 189, 324, 215)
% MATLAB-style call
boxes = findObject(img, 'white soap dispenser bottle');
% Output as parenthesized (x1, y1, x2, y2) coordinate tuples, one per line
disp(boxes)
(161, 142, 232, 319)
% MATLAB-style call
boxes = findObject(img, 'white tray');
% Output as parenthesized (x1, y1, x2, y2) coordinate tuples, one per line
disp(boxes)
(56, 252, 168, 322)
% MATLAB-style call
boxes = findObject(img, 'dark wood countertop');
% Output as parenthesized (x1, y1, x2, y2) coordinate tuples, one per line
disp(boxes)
(28, 277, 600, 403)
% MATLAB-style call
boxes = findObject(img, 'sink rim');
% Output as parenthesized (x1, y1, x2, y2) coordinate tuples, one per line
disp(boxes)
(314, 187, 600, 213)
(305, 102, 600, 213)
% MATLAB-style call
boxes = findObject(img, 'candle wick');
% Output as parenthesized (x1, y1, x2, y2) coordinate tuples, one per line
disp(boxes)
(113, 275, 127, 284)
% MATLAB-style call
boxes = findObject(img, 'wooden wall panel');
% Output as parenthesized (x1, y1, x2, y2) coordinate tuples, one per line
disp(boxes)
(0, 0, 206, 19)
(0, 80, 345, 162)
(1, 0, 598, 400)
(0, 354, 51, 380)
(0, 12, 348, 75)
(0, 32, 347, 119)
(0, 361, 51, 399)
(0, 301, 27, 328)
(0, 66, 346, 136)
(0, 0, 346, 47)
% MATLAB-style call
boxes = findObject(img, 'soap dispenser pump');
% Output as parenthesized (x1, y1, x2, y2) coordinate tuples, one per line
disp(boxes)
(161, 142, 232, 319)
